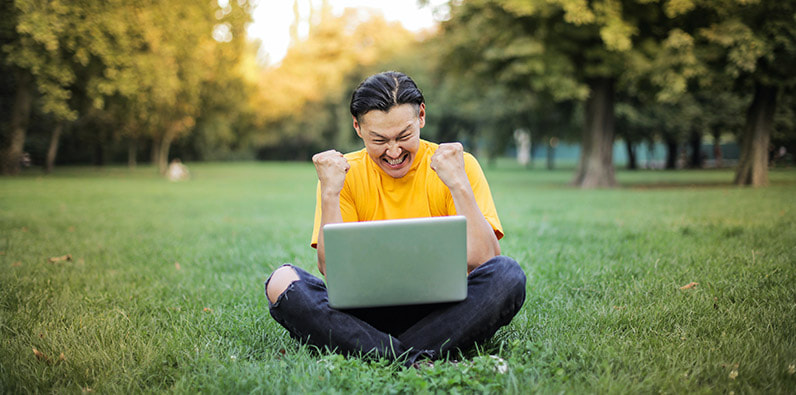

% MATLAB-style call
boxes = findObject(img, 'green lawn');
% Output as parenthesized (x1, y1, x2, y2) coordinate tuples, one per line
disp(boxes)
(1, 162, 795, 393)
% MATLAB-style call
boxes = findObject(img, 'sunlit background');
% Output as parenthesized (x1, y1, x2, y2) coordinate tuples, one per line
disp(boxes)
(1, 0, 793, 187)
(248, 0, 446, 64)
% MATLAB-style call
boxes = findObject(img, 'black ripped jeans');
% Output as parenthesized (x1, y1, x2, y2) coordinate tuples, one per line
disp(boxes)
(265, 256, 527, 365)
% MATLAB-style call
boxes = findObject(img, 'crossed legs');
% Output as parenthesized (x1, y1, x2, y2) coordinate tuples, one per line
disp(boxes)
(264, 256, 526, 365)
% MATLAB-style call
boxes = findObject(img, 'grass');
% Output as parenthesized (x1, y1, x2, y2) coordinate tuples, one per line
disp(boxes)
(1, 161, 795, 393)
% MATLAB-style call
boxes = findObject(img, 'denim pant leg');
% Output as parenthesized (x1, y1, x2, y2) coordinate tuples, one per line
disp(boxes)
(265, 265, 430, 364)
(397, 256, 527, 357)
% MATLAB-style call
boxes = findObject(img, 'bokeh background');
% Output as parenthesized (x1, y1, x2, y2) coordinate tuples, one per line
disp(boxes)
(1, 0, 794, 186)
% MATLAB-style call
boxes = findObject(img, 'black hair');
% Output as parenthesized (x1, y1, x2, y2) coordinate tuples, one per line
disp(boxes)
(349, 71, 424, 121)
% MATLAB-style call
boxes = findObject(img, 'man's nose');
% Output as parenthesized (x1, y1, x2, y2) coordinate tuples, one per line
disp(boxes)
(386, 143, 402, 158)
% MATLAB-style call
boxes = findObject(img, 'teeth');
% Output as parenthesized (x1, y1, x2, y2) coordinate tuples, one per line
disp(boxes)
(386, 156, 404, 165)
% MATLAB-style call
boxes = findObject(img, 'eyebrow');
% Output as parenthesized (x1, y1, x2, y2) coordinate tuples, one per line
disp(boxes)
(368, 125, 412, 139)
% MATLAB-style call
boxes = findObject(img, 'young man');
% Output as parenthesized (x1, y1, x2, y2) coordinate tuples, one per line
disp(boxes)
(265, 71, 526, 365)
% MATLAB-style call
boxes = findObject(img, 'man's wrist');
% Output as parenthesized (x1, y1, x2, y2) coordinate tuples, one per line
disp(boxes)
(445, 176, 471, 196)
(321, 190, 342, 202)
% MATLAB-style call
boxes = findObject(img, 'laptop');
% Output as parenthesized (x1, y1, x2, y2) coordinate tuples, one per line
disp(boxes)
(323, 215, 467, 309)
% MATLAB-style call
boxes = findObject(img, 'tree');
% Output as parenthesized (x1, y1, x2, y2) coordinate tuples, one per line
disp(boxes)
(438, 0, 704, 187)
(125, 0, 251, 173)
(696, 1, 796, 185)
(1, 0, 78, 174)
(1, 0, 253, 173)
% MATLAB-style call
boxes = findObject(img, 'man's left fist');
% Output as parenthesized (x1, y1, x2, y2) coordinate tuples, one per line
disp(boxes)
(430, 142, 467, 189)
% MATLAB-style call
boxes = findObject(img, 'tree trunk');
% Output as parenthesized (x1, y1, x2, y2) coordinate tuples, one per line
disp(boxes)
(1, 70, 32, 175)
(44, 122, 64, 174)
(625, 139, 637, 170)
(735, 82, 777, 186)
(158, 130, 175, 174)
(664, 136, 678, 169)
(128, 138, 137, 169)
(573, 78, 616, 188)
(157, 116, 195, 174)
(688, 130, 703, 169)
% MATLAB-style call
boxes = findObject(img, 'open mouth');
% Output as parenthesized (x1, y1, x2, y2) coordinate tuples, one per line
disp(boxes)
(382, 153, 409, 169)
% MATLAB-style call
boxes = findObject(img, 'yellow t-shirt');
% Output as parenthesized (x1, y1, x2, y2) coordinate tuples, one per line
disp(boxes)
(311, 139, 503, 248)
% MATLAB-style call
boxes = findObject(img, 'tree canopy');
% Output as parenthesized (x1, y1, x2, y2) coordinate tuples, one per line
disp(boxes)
(1, 0, 251, 173)
(432, 0, 794, 186)
(1, 0, 793, 186)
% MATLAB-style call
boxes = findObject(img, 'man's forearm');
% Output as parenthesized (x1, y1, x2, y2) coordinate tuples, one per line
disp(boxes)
(316, 193, 343, 275)
(312, 149, 350, 275)
(448, 182, 501, 272)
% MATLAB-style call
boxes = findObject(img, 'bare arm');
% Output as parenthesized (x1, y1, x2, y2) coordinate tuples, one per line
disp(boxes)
(449, 178, 501, 272)
(312, 150, 349, 275)
(316, 191, 343, 276)
(431, 143, 500, 272)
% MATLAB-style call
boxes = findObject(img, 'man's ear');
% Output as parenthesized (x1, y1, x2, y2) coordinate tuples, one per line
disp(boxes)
(418, 103, 426, 128)
(353, 116, 363, 139)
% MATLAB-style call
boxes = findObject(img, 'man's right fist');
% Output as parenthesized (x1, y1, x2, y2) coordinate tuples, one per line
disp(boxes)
(312, 150, 350, 196)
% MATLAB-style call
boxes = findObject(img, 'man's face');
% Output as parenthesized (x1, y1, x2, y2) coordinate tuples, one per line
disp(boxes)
(353, 103, 425, 179)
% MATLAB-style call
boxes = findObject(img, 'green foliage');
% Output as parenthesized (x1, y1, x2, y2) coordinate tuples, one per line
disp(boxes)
(688, 1, 796, 184)
(1, 0, 255, 168)
(2, 0, 794, 171)
(1, 163, 795, 392)
(696, 1, 796, 86)
(773, 88, 796, 151)
(3, 0, 76, 121)
(437, 1, 721, 186)
(441, 0, 716, 104)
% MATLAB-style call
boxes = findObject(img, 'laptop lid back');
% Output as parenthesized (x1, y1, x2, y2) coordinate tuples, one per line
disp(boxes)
(323, 216, 467, 309)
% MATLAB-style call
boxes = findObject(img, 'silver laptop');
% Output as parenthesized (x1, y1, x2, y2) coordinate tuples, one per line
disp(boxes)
(323, 216, 467, 309)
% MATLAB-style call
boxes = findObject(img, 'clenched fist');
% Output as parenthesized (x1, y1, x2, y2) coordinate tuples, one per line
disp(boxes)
(430, 142, 467, 189)
(312, 149, 350, 196)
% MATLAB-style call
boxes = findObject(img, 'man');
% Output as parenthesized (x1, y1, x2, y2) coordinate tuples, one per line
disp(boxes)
(265, 71, 526, 366)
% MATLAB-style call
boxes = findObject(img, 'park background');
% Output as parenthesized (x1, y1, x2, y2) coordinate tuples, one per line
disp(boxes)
(1, 0, 794, 184)
(1, 0, 795, 393)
